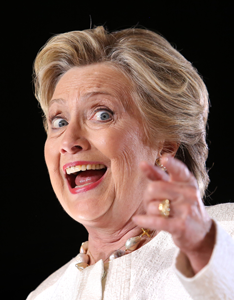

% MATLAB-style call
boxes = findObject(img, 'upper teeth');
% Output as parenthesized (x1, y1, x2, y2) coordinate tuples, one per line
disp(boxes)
(66, 164, 106, 174)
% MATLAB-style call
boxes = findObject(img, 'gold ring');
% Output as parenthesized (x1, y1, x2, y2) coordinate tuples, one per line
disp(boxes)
(158, 199, 170, 217)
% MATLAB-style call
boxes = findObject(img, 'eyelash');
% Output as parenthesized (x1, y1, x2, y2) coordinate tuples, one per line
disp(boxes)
(48, 107, 114, 129)
(48, 115, 68, 129)
(91, 108, 114, 122)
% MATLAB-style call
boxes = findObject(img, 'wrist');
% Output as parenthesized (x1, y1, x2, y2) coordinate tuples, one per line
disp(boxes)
(184, 220, 216, 274)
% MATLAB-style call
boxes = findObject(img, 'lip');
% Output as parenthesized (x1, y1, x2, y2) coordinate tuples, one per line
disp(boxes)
(63, 161, 107, 194)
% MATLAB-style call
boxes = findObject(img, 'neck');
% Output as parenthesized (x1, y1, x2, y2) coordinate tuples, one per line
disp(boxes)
(84, 221, 156, 264)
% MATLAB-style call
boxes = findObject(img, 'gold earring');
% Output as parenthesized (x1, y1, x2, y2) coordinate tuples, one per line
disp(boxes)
(155, 158, 167, 172)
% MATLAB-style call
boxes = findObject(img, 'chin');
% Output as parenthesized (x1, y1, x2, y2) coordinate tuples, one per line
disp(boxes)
(59, 193, 114, 225)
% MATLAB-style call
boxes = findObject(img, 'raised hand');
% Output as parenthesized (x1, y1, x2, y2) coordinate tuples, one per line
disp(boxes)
(133, 156, 215, 274)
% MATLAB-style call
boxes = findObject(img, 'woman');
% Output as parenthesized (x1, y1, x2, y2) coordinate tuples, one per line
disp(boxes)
(27, 26, 234, 299)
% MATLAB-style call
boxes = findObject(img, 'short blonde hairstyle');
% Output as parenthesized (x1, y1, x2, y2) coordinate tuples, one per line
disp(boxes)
(34, 26, 209, 198)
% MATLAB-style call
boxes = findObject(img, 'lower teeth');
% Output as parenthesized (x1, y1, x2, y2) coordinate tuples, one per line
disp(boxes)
(75, 183, 92, 188)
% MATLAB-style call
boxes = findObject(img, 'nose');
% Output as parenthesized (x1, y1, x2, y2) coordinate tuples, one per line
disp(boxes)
(60, 123, 90, 155)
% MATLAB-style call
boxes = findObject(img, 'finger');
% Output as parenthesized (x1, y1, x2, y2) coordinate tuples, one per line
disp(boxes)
(147, 200, 174, 217)
(162, 156, 197, 186)
(144, 180, 197, 205)
(132, 214, 176, 233)
(147, 201, 162, 215)
(140, 161, 169, 182)
(148, 198, 202, 220)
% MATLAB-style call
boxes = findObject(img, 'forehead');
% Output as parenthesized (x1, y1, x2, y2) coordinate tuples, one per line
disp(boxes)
(50, 63, 134, 108)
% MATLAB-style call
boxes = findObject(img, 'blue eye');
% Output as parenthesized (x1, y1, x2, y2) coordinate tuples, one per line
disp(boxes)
(52, 118, 68, 128)
(94, 110, 113, 121)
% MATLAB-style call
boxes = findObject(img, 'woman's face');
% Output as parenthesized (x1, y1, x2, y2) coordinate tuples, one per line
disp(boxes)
(44, 64, 161, 228)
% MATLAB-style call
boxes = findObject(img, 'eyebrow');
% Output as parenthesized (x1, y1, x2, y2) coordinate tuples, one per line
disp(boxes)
(49, 91, 116, 108)
(81, 91, 116, 101)
(48, 98, 66, 108)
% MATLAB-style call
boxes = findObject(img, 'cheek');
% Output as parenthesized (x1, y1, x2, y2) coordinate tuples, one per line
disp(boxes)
(44, 139, 49, 165)
(44, 139, 61, 186)
(91, 125, 151, 183)
(44, 139, 53, 170)
(91, 125, 140, 162)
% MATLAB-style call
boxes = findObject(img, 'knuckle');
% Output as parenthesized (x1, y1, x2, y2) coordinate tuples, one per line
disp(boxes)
(174, 160, 189, 176)
(147, 181, 164, 197)
(148, 216, 158, 229)
(147, 201, 158, 214)
(183, 203, 192, 215)
(147, 182, 156, 193)
(178, 219, 187, 233)
(184, 185, 200, 202)
(178, 166, 186, 178)
(182, 201, 198, 217)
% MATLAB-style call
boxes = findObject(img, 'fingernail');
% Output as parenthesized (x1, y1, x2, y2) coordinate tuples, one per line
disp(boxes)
(140, 161, 149, 167)
(132, 216, 139, 222)
(161, 156, 169, 164)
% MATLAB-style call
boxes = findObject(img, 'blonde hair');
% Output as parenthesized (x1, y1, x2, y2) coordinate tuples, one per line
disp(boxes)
(34, 26, 209, 198)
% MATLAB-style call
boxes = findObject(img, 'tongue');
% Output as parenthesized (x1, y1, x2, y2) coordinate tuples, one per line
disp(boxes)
(75, 169, 106, 187)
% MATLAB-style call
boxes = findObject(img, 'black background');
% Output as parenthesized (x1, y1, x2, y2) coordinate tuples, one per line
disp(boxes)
(1, 1, 233, 299)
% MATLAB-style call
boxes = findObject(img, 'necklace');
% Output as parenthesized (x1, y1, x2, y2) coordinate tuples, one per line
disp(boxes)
(75, 228, 154, 271)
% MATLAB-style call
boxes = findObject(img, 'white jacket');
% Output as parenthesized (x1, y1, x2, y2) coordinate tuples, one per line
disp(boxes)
(26, 203, 234, 299)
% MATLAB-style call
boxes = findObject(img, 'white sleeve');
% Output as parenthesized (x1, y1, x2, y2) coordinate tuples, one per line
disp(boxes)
(174, 220, 234, 299)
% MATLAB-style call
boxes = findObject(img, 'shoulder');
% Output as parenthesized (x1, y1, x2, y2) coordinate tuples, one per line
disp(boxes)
(205, 202, 234, 221)
(26, 257, 77, 300)
(205, 202, 234, 237)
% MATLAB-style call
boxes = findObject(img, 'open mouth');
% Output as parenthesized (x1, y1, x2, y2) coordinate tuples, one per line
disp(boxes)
(65, 163, 107, 192)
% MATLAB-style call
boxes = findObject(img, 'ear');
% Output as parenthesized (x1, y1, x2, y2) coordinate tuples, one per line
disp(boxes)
(160, 141, 179, 158)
